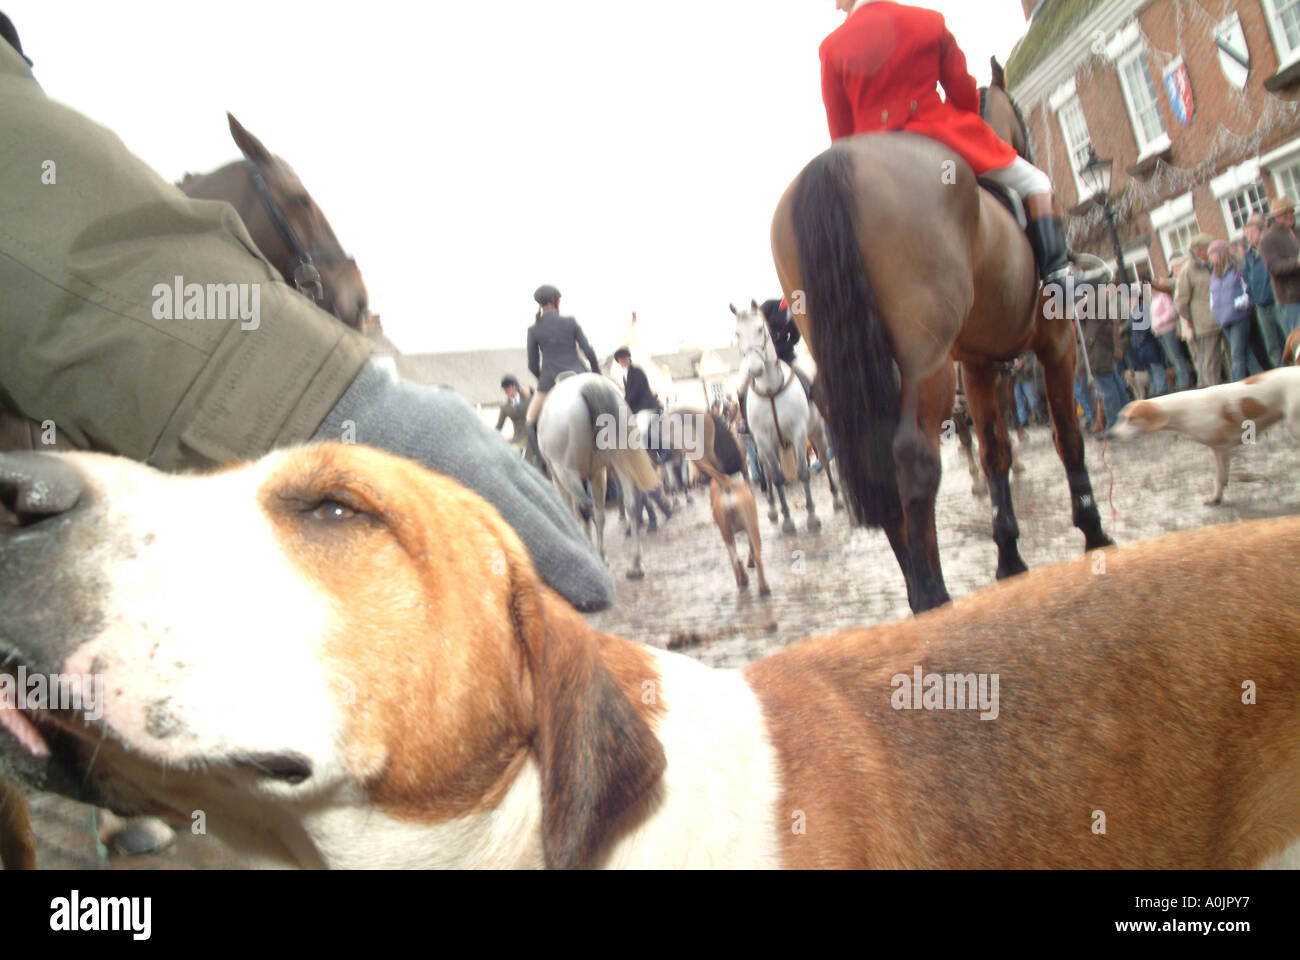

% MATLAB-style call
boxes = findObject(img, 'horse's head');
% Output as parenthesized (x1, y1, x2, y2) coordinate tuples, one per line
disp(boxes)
(980, 59, 1032, 164)
(226, 114, 371, 330)
(731, 300, 772, 379)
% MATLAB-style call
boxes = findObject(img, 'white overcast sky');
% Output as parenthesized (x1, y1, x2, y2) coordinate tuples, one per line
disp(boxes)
(8, 0, 1030, 357)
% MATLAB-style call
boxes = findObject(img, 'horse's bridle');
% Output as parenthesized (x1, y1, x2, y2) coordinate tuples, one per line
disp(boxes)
(241, 155, 353, 304)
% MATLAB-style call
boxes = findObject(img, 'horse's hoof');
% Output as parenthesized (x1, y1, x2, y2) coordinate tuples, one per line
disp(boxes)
(995, 562, 1029, 581)
(768, 512, 778, 524)
(1203, 496, 1223, 507)
(747, 556, 756, 569)
(759, 585, 772, 597)
(807, 515, 821, 532)
(782, 518, 797, 535)
(647, 522, 658, 534)
(626, 567, 645, 580)
(832, 498, 843, 512)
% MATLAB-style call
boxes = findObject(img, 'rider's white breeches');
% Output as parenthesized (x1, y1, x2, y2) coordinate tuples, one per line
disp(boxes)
(981, 156, 1052, 199)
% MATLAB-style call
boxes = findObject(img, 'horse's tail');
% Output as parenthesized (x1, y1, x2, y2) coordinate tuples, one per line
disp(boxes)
(791, 147, 902, 529)
(577, 379, 659, 493)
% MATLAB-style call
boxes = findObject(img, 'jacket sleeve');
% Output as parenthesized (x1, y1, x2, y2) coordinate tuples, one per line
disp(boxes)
(820, 42, 855, 141)
(1173, 265, 1191, 319)
(938, 19, 980, 114)
(574, 322, 599, 371)
(495, 406, 507, 431)
(527, 328, 540, 378)
(1259, 231, 1300, 279)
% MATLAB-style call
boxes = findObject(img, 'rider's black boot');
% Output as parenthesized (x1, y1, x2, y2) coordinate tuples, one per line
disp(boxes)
(1025, 215, 1070, 284)
(526, 423, 547, 478)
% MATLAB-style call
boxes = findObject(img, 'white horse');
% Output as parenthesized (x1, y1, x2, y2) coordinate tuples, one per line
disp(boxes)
(537, 372, 661, 579)
(734, 301, 840, 533)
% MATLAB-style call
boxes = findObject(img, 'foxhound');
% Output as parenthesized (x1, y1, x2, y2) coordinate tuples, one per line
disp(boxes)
(1110, 366, 1300, 505)
(1, 445, 1298, 868)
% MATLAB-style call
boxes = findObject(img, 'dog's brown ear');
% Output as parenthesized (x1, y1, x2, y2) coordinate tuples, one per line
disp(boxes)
(507, 562, 665, 869)
(1131, 400, 1169, 432)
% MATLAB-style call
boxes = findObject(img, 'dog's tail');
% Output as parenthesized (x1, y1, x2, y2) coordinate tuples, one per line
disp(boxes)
(577, 378, 659, 492)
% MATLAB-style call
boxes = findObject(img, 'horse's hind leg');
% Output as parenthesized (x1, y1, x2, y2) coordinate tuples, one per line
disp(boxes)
(892, 370, 952, 612)
(955, 404, 985, 496)
(1033, 316, 1114, 551)
(962, 360, 1029, 581)
(810, 420, 842, 511)
(618, 470, 645, 580)
(589, 469, 609, 565)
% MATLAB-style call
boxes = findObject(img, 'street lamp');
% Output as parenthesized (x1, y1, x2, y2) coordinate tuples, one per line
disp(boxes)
(1081, 147, 1126, 283)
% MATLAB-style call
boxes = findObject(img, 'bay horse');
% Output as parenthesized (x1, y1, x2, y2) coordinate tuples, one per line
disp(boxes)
(734, 302, 841, 533)
(178, 114, 371, 330)
(770, 86, 1112, 613)
(536, 373, 660, 580)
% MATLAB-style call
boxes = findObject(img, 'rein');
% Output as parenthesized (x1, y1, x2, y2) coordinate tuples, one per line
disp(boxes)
(241, 156, 351, 303)
(749, 355, 796, 448)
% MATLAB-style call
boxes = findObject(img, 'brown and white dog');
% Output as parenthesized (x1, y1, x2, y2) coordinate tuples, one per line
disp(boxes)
(1110, 366, 1300, 505)
(2, 445, 1299, 869)
(1285, 327, 1300, 366)
(707, 473, 771, 596)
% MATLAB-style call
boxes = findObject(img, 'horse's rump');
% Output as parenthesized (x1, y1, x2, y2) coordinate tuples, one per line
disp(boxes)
(576, 378, 658, 493)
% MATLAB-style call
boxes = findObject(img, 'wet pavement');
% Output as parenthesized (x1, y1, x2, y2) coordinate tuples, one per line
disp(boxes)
(588, 423, 1300, 668)
(20, 419, 1299, 868)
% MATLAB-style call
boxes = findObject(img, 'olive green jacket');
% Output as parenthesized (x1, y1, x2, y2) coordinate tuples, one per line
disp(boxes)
(1173, 256, 1218, 339)
(0, 39, 371, 467)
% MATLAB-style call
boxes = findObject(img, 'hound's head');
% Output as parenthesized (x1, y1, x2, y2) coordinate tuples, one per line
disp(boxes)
(0, 445, 664, 868)
(1108, 399, 1169, 441)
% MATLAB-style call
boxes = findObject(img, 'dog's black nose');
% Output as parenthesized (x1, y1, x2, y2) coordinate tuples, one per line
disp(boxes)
(0, 453, 84, 527)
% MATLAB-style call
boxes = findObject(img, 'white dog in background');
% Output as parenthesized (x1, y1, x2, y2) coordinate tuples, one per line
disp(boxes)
(1109, 367, 1300, 505)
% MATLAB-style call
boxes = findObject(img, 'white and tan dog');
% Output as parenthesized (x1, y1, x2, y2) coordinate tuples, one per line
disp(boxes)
(1110, 367, 1300, 505)
(1, 445, 1299, 869)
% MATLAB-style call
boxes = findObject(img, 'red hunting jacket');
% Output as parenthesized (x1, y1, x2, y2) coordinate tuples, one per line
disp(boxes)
(819, 1, 1017, 175)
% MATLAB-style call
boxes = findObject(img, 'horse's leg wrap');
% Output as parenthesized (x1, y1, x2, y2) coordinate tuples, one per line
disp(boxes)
(1068, 467, 1113, 550)
(988, 472, 1029, 580)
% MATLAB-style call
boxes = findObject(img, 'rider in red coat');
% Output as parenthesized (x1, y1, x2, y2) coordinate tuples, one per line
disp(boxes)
(821, 0, 1072, 283)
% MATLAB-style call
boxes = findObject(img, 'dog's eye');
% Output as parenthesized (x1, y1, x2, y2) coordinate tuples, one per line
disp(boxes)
(311, 499, 356, 521)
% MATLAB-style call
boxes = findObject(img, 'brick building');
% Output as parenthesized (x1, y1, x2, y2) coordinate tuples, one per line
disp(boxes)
(1005, 0, 1300, 283)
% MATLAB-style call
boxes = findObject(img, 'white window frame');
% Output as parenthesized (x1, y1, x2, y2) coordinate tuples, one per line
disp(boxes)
(1261, 0, 1300, 73)
(1151, 192, 1198, 263)
(1219, 184, 1270, 239)
(1055, 96, 1096, 203)
(1261, 135, 1300, 198)
(1212, 158, 1271, 239)
(1158, 214, 1200, 265)
(1110, 244, 1153, 285)
(1116, 46, 1170, 160)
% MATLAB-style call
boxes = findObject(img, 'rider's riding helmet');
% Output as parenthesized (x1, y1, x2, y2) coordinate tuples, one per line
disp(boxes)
(533, 284, 562, 306)
(501, 375, 520, 390)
